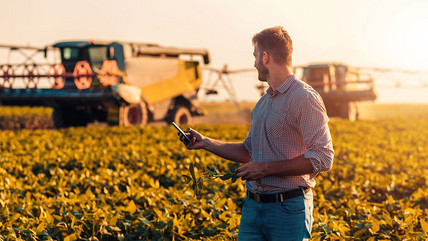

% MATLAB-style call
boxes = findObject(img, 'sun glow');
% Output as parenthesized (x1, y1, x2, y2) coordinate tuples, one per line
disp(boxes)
(385, 1, 428, 71)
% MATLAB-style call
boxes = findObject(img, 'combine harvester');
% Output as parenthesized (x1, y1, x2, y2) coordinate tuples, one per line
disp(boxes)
(0, 41, 210, 127)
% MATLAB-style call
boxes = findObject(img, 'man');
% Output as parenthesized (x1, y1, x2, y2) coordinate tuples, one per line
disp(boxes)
(178, 26, 334, 241)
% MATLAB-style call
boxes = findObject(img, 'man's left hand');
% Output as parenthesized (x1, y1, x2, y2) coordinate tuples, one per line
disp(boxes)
(236, 161, 269, 181)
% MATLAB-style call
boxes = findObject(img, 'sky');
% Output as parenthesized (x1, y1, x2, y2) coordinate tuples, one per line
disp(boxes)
(1, 0, 428, 103)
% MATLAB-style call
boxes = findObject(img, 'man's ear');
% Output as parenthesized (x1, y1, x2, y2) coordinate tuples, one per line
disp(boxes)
(263, 52, 269, 64)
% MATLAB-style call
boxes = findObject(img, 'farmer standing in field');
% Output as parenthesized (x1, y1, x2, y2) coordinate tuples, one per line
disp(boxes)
(177, 26, 334, 241)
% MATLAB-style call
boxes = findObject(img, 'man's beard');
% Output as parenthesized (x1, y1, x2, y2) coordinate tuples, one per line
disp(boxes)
(256, 61, 269, 82)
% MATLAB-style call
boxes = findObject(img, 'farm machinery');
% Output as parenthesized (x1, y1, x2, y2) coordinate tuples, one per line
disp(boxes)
(297, 63, 377, 120)
(0, 40, 210, 127)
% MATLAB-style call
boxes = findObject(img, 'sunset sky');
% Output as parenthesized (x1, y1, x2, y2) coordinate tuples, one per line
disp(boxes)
(1, 0, 427, 103)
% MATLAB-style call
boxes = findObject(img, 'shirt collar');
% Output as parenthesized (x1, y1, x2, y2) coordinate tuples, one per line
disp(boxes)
(266, 75, 296, 98)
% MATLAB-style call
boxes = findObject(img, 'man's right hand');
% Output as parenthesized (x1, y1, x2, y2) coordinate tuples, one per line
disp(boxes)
(177, 127, 205, 150)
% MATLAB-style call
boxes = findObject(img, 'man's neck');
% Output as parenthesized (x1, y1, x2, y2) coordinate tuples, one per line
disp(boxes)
(267, 65, 293, 90)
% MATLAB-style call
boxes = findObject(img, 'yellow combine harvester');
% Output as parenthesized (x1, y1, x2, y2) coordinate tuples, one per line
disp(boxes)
(0, 40, 210, 127)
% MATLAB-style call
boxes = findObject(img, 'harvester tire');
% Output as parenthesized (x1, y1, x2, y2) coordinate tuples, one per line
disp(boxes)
(340, 102, 358, 121)
(52, 108, 66, 128)
(121, 102, 148, 126)
(170, 106, 192, 125)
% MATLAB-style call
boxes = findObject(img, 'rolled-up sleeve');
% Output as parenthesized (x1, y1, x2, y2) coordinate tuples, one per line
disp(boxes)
(243, 132, 253, 157)
(298, 92, 334, 177)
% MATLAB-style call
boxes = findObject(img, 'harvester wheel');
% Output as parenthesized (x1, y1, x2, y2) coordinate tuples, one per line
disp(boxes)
(121, 102, 148, 126)
(340, 102, 358, 121)
(53, 108, 90, 128)
(170, 106, 192, 125)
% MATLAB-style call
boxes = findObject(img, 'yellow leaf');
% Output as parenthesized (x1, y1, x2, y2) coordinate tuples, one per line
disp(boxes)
(372, 219, 380, 233)
(85, 188, 94, 198)
(11, 213, 20, 222)
(154, 208, 163, 218)
(64, 233, 78, 241)
(36, 223, 45, 234)
(109, 214, 118, 226)
(3, 206, 9, 217)
(421, 219, 428, 233)
(354, 229, 367, 237)
(126, 200, 137, 214)
(46, 213, 54, 223)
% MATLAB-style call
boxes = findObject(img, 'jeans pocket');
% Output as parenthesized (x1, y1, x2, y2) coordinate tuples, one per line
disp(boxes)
(278, 197, 305, 214)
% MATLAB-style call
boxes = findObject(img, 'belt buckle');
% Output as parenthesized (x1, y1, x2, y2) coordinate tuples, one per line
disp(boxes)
(254, 194, 261, 202)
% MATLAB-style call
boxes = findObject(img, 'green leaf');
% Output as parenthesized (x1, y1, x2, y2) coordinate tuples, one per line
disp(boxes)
(192, 181, 197, 195)
(181, 175, 192, 184)
(220, 173, 233, 180)
(231, 174, 237, 183)
(155, 221, 167, 229)
(189, 163, 196, 180)
(197, 178, 204, 191)
(142, 218, 151, 226)
(205, 165, 218, 176)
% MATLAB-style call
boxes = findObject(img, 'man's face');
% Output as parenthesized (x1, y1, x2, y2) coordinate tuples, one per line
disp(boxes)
(253, 44, 269, 82)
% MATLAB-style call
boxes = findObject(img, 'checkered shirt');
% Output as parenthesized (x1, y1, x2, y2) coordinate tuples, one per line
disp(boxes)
(243, 75, 334, 193)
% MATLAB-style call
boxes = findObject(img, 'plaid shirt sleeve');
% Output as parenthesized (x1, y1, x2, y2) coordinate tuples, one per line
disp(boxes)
(297, 91, 334, 178)
(243, 111, 253, 157)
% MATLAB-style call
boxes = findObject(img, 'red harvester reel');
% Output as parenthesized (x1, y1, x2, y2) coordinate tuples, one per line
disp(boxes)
(99, 60, 119, 86)
(0, 60, 120, 89)
(73, 61, 93, 89)
(0, 65, 14, 88)
(49, 64, 66, 89)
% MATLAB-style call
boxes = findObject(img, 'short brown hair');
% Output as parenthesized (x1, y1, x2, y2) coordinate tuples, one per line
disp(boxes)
(252, 26, 293, 66)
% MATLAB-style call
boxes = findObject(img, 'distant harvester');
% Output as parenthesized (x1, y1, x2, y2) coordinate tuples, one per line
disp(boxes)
(296, 62, 377, 120)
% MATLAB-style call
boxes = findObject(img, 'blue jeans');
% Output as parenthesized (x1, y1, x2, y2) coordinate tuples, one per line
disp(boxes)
(237, 188, 313, 241)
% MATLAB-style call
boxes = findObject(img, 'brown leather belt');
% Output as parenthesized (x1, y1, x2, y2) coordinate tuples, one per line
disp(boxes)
(248, 188, 310, 203)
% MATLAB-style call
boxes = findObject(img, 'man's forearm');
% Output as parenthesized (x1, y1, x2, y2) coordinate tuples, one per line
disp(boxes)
(236, 154, 314, 181)
(202, 138, 251, 164)
(266, 154, 314, 177)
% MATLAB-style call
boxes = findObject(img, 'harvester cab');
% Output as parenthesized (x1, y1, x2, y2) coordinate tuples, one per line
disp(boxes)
(51, 41, 127, 89)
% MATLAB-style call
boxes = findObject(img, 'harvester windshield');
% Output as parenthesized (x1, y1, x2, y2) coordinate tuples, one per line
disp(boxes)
(59, 44, 111, 73)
